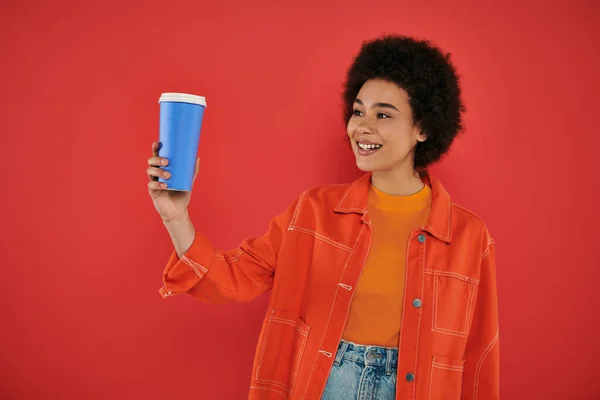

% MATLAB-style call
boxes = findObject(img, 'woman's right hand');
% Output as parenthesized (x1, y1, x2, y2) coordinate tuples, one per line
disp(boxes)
(147, 141, 200, 222)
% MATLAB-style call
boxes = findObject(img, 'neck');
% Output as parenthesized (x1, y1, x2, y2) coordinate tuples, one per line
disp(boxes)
(371, 167, 425, 196)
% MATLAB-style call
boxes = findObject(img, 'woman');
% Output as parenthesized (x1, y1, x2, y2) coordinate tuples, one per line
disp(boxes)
(146, 35, 499, 400)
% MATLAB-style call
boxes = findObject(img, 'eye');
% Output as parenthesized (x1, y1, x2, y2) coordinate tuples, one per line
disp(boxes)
(352, 109, 364, 117)
(377, 113, 391, 119)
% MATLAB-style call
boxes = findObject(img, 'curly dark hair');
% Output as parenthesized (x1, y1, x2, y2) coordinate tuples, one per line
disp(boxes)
(342, 34, 466, 170)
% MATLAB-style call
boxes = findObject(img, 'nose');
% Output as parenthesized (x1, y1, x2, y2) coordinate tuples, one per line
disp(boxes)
(356, 120, 375, 135)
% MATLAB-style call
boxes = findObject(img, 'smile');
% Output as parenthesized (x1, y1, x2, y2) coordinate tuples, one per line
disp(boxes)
(357, 142, 383, 156)
(358, 142, 382, 150)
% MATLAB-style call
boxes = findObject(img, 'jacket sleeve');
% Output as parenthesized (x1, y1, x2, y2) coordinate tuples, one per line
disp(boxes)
(158, 196, 300, 303)
(462, 237, 500, 400)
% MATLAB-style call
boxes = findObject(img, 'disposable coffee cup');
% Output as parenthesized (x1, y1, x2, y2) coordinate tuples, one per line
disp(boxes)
(157, 92, 207, 191)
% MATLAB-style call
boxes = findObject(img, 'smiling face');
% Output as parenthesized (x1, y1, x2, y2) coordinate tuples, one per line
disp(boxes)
(347, 79, 427, 174)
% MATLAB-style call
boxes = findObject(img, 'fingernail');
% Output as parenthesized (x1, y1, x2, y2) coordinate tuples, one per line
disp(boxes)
(161, 183, 167, 188)
(161, 159, 167, 165)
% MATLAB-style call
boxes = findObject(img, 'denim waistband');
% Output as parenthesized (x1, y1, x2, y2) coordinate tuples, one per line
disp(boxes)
(335, 339, 399, 371)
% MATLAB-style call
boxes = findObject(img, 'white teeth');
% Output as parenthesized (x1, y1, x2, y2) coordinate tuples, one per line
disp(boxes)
(358, 142, 382, 150)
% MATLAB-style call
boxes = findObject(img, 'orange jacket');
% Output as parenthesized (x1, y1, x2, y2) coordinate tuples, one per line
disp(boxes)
(160, 173, 500, 400)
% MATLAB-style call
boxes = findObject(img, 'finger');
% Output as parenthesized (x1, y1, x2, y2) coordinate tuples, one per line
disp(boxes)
(148, 180, 168, 191)
(148, 156, 169, 167)
(147, 166, 171, 181)
(151, 141, 162, 157)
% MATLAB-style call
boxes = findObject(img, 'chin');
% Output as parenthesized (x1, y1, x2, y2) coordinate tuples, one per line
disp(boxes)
(355, 158, 383, 173)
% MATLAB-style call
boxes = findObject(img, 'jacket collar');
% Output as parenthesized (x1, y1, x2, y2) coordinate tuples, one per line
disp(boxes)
(334, 172, 453, 243)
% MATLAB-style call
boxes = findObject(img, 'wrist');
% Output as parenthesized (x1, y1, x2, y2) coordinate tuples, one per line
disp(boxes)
(161, 208, 190, 224)
(161, 209, 196, 258)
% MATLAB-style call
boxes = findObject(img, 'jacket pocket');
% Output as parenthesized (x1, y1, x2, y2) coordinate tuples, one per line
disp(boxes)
(256, 309, 310, 395)
(428, 356, 465, 400)
(432, 272, 478, 337)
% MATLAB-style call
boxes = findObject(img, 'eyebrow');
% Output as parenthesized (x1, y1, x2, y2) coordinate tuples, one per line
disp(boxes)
(354, 98, 399, 112)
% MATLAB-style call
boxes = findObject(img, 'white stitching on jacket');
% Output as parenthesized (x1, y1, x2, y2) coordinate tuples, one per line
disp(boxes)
(181, 255, 208, 278)
(425, 269, 480, 284)
(290, 191, 306, 227)
(473, 329, 499, 400)
(215, 250, 243, 266)
(432, 362, 464, 372)
(288, 226, 353, 252)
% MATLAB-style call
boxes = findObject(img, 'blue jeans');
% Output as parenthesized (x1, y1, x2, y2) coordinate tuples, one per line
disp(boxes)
(321, 340, 398, 400)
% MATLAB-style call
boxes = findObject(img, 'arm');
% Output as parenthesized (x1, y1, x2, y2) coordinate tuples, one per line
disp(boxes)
(462, 238, 500, 400)
(162, 209, 196, 259)
(158, 196, 299, 303)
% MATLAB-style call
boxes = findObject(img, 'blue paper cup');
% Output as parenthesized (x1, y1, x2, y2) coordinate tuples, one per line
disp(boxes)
(157, 92, 207, 191)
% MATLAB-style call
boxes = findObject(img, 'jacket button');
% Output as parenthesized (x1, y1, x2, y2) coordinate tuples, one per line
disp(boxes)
(417, 234, 426, 243)
(412, 298, 422, 308)
(406, 372, 415, 382)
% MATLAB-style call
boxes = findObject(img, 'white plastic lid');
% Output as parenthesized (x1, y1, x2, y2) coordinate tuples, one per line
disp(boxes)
(159, 92, 207, 107)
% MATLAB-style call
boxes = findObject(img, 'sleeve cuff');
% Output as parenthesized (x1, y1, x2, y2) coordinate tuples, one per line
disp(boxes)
(159, 232, 216, 298)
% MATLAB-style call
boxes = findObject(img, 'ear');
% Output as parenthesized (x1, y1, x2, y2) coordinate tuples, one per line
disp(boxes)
(416, 127, 428, 143)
